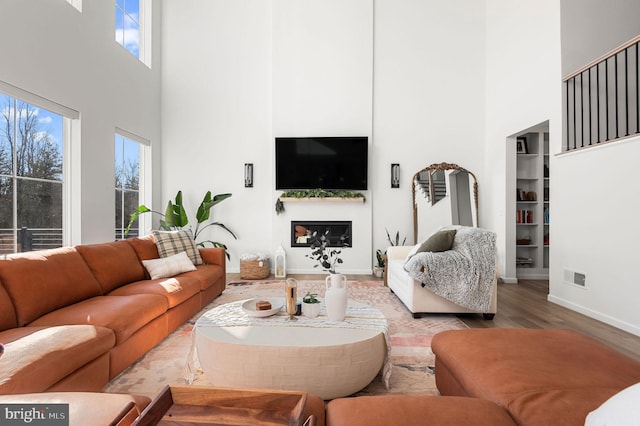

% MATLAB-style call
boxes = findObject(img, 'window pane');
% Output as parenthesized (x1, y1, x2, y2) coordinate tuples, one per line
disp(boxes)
(116, 0, 140, 59)
(0, 177, 14, 254)
(14, 100, 63, 181)
(115, 7, 125, 47)
(0, 95, 14, 175)
(124, 0, 139, 18)
(123, 139, 139, 190)
(115, 187, 124, 239)
(16, 179, 63, 252)
(115, 134, 143, 240)
(123, 14, 140, 58)
(123, 189, 139, 238)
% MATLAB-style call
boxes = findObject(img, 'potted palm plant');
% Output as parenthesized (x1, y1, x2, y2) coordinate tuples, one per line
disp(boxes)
(125, 190, 237, 259)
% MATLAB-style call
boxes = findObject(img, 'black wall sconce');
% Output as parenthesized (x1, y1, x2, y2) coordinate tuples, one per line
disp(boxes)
(391, 163, 400, 188)
(244, 163, 253, 188)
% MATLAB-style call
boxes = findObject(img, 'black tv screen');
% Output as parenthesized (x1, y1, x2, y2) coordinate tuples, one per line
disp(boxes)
(275, 137, 368, 190)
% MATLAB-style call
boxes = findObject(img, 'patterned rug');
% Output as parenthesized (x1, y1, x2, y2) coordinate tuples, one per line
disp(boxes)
(104, 280, 468, 399)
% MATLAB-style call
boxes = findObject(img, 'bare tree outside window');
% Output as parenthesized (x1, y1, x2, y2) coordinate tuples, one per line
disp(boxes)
(0, 95, 64, 253)
(115, 135, 141, 240)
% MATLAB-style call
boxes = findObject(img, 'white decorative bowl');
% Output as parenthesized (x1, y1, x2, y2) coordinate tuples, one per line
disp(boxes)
(241, 298, 283, 318)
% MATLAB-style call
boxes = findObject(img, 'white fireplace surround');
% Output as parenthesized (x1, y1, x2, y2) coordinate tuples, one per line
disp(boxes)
(271, 197, 372, 275)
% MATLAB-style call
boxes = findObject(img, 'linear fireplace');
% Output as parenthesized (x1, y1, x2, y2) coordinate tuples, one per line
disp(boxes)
(291, 221, 352, 248)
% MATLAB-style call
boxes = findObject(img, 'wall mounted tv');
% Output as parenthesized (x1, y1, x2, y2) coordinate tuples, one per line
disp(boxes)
(275, 137, 368, 190)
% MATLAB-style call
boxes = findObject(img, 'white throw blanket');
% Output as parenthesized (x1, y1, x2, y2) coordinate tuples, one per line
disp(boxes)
(403, 226, 496, 312)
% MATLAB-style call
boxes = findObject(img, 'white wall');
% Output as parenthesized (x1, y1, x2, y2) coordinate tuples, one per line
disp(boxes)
(161, 0, 487, 273)
(161, 0, 274, 271)
(372, 0, 486, 253)
(548, 0, 640, 336)
(0, 0, 162, 244)
(484, 0, 562, 281)
(271, 0, 374, 273)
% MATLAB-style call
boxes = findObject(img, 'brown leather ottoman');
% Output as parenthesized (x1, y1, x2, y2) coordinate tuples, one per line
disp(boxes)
(325, 395, 516, 426)
(432, 328, 640, 425)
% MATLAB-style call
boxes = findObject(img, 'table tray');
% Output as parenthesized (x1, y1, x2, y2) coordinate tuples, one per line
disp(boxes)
(133, 385, 308, 426)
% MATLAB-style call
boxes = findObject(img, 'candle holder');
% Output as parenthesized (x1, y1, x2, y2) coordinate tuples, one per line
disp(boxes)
(285, 278, 298, 321)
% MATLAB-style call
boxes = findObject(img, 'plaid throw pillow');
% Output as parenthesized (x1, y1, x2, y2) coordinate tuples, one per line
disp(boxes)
(152, 229, 203, 266)
(142, 251, 197, 279)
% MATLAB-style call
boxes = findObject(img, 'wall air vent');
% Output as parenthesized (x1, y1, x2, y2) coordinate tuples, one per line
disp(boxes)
(564, 268, 586, 287)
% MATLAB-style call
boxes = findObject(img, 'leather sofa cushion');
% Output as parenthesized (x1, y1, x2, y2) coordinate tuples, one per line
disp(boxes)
(432, 329, 640, 424)
(0, 247, 103, 326)
(199, 247, 226, 267)
(0, 283, 17, 331)
(506, 387, 627, 426)
(77, 240, 147, 294)
(326, 395, 517, 426)
(108, 275, 201, 309)
(180, 264, 224, 291)
(29, 294, 168, 344)
(127, 235, 160, 280)
(0, 325, 115, 394)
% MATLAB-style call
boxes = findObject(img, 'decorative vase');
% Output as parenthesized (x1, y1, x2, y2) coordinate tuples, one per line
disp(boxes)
(325, 273, 348, 321)
(302, 302, 321, 318)
(373, 266, 384, 278)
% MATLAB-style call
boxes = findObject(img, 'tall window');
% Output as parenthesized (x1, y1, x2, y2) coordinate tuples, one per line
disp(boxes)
(115, 134, 144, 240)
(115, 0, 141, 59)
(0, 95, 64, 254)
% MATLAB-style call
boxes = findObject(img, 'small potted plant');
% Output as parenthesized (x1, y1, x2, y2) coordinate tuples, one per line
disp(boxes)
(302, 292, 321, 318)
(374, 249, 386, 278)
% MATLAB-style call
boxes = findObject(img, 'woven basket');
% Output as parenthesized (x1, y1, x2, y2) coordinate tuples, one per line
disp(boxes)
(240, 256, 270, 280)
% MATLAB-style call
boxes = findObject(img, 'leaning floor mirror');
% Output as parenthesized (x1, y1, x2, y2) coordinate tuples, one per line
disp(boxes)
(412, 162, 478, 243)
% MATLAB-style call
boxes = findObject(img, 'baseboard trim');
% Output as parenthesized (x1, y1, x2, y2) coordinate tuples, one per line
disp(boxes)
(547, 294, 640, 337)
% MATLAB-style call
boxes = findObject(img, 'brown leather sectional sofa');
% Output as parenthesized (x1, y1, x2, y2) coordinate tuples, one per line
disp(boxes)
(325, 328, 640, 426)
(0, 235, 225, 395)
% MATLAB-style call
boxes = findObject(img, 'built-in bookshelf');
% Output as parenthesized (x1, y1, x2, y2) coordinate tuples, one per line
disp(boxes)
(515, 129, 549, 279)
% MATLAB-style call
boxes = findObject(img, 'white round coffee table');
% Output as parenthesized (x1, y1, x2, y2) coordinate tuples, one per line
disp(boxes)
(194, 299, 388, 400)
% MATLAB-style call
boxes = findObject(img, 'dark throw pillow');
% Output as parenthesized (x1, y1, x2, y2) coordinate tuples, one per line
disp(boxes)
(416, 229, 457, 253)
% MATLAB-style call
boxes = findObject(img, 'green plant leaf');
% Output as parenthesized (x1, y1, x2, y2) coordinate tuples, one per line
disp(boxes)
(196, 191, 213, 223)
(202, 193, 232, 211)
(164, 201, 175, 228)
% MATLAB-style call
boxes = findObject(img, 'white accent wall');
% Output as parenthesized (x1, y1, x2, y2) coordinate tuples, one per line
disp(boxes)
(0, 1, 162, 244)
(161, 0, 487, 273)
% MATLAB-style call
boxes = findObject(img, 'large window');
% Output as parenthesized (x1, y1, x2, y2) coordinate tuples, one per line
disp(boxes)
(115, 134, 147, 240)
(0, 95, 64, 254)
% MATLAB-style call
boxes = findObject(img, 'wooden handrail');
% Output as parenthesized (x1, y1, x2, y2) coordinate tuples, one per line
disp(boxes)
(563, 34, 640, 81)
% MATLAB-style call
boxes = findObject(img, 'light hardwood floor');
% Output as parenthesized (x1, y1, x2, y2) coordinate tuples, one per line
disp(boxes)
(226, 274, 640, 361)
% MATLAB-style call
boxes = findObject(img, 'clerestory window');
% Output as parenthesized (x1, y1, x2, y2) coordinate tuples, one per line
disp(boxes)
(115, 0, 151, 66)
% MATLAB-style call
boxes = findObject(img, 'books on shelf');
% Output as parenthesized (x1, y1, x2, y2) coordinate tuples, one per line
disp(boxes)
(516, 257, 534, 267)
(517, 210, 534, 224)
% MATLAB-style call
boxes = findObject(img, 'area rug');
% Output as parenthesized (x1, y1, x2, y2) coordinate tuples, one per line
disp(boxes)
(104, 280, 468, 399)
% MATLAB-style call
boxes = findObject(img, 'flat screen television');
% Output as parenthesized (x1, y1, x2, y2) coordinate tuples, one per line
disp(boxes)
(275, 137, 368, 190)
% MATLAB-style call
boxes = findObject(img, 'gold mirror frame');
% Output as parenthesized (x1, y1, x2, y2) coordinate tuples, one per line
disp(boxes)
(412, 162, 479, 243)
